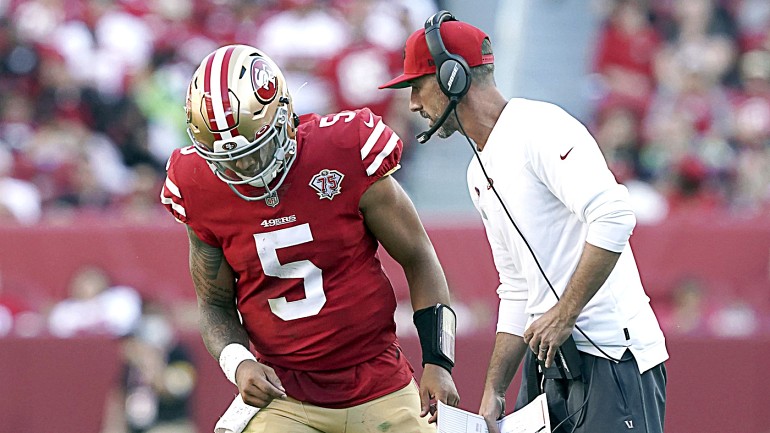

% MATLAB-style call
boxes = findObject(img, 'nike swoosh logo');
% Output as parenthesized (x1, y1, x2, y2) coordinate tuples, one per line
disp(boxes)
(560, 147, 574, 160)
(363, 112, 374, 128)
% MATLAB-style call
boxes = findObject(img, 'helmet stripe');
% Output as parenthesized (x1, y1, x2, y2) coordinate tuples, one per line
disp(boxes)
(202, 52, 222, 141)
(203, 46, 242, 141)
(209, 46, 235, 140)
(218, 46, 239, 137)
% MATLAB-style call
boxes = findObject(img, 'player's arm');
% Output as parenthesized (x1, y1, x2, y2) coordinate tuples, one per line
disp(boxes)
(360, 174, 460, 420)
(187, 225, 247, 356)
(359, 175, 448, 310)
(186, 226, 285, 407)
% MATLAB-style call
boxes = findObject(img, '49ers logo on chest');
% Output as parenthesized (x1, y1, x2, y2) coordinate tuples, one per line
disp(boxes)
(309, 169, 344, 200)
(251, 58, 278, 104)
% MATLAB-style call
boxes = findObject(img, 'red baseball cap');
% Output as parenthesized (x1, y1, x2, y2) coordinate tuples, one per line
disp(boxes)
(379, 20, 494, 89)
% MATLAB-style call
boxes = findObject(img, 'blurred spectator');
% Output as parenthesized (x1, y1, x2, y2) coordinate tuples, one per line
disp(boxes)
(116, 163, 168, 223)
(731, 0, 770, 51)
(319, 0, 417, 151)
(103, 301, 197, 433)
(593, 0, 661, 112)
(594, 102, 645, 181)
(592, 100, 670, 223)
(0, 144, 42, 224)
(0, 270, 45, 338)
(625, 178, 670, 224)
(729, 49, 770, 210)
(655, 0, 738, 81)
(665, 155, 727, 214)
(321, 0, 403, 116)
(658, 277, 714, 336)
(131, 50, 191, 165)
(48, 264, 142, 338)
(253, 0, 350, 115)
(659, 276, 763, 338)
(709, 297, 760, 337)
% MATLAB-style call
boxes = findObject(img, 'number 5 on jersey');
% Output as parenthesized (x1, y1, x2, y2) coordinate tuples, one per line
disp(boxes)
(255, 224, 326, 321)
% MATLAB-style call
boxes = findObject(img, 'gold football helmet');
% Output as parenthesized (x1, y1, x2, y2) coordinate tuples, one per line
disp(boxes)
(185, 44, 297, 201)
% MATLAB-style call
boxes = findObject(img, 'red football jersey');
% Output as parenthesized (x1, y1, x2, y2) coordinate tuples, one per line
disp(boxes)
(161, 108, 414, 406)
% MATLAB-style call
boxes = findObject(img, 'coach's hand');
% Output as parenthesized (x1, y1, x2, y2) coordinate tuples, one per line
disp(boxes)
(479, 387, 505, 433)
(523, 304, 575, 368)
(419, 363, 460, 424)
(235, 359, 287, 408)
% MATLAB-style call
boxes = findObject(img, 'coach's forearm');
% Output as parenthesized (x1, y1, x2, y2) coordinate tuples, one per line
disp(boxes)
(484, 332, 528, 395)
(558, 242, 621, 321)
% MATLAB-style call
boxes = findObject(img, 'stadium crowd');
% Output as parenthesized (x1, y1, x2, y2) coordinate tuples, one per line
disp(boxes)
(0, 0, 434, 225)
(591, 0, 770, 219)
(0, 0, 768, 226)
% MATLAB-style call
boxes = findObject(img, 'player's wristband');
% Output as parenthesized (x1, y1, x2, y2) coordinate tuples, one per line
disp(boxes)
(219, 343, 256, 385)
(413, 303, 456, 373)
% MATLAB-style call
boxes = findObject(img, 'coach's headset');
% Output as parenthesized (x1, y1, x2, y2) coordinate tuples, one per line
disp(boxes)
(416, 10, 471, 144)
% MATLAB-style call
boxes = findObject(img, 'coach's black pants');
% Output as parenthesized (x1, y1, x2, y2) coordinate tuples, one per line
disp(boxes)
(515, 349, 667, 433)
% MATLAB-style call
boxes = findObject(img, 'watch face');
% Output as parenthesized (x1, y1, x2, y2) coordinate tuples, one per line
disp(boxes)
(438, 305, 456, 363)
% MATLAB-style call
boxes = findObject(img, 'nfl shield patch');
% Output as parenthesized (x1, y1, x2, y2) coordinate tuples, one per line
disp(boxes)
(309, 169, 344, 200)
(265, 193, 280, 207)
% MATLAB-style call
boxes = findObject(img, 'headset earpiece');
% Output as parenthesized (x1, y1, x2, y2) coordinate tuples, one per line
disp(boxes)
(424, 11, 471, 99)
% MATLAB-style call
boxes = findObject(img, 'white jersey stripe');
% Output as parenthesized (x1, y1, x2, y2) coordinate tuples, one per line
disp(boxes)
(360, 121, 385, 160)
(160, 189, 187, 217)
(210, 48, 233, 140)
(164, 176, 182, 198)
(366, 133, 399, 176)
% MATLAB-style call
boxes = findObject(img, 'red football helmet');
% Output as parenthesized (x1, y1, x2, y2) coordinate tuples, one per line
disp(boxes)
(186, 45, 297, 201)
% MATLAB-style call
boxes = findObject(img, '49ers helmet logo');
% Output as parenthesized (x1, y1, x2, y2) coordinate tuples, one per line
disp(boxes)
(251, 58, 278, 104)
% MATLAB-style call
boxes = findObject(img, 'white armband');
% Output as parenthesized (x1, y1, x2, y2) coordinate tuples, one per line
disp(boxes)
(219, 343, 256, 385)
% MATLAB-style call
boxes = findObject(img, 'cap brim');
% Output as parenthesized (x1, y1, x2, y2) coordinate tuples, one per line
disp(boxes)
(378, 72, 429, 89)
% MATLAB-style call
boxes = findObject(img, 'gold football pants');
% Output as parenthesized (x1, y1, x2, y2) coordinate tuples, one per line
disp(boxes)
(243, 380, 434, 433)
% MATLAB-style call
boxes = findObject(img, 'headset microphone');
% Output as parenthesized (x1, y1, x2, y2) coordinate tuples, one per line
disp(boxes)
(416, 97, 458, 144)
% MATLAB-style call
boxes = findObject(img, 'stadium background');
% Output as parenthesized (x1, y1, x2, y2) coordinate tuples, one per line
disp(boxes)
(0, 0, 769, 432)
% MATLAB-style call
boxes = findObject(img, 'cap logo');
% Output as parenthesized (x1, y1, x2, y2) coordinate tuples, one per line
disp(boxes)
(251, 58, 278, 104)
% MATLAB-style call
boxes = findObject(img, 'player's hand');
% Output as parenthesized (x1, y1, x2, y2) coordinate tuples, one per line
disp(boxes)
(479, 387, 505, 433)
(419, 363, 460, 424)
(234, 359, 287, 408)
(522, 304, 575, 368)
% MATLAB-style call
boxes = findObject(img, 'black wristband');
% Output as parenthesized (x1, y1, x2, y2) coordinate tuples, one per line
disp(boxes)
(413, 304, 456, 374)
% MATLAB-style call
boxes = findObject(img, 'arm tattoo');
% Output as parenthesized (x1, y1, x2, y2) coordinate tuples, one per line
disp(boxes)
(186, 227, 250, 357)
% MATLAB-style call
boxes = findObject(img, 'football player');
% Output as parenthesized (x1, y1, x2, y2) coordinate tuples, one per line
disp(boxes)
(161, 44, 460, 432)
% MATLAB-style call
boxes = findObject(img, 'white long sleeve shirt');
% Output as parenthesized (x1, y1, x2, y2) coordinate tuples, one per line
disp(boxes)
(467, 98, 668, 373)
